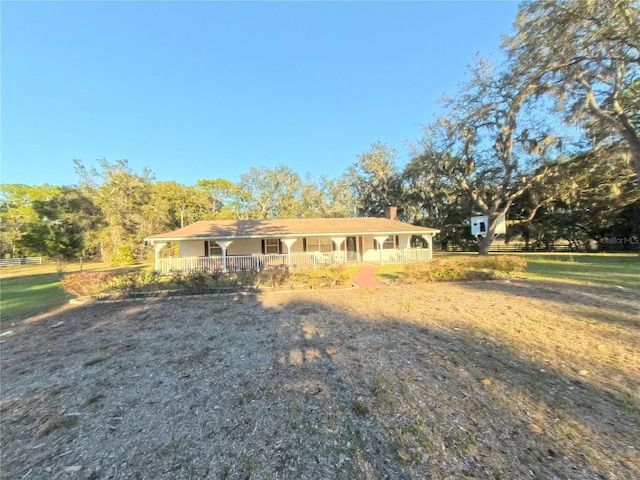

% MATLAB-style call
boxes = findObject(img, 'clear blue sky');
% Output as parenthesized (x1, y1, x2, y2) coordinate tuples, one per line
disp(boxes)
(1, 1, 519, 187)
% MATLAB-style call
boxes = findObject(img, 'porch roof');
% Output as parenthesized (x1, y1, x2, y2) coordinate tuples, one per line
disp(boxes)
(145, 217, 440, 243)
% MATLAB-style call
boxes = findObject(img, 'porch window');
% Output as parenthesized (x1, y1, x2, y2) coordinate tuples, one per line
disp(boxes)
(265, 238, 280, 254)
(374, 236, 399, 250)
(208, 241, 223, 256)
(306, 237, 333, 253)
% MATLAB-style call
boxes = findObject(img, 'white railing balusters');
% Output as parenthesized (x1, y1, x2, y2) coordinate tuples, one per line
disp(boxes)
(379, 248, 431, 265)
(158, 248, 431, 273)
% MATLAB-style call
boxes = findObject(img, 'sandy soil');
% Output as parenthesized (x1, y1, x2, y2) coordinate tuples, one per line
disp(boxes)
(1, 280, 639, 479)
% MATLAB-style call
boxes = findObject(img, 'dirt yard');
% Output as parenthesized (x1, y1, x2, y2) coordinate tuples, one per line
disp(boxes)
(1, 280, 639, 479)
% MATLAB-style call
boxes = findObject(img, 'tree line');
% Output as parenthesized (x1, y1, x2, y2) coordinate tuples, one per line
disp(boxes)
(1, 0, 638, 261)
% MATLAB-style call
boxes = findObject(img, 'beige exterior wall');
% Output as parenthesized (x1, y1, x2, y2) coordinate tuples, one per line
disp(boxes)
(180, 237, 309, 257)
(360, 236, 375, 262)
(362, 249, 379, 262)
(399, 234, 411, 248)
(225, 238, 261, 255)
(179, 234, 421, 262)
(180, 240, 205, 257)
(289, 238, 305, 253)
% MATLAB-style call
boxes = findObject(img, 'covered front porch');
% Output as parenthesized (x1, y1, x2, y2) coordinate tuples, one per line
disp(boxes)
(156, 251, 340, 275)
(151, 233, 434, 274)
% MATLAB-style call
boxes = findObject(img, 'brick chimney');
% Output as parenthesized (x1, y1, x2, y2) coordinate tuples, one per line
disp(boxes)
(384, 205, 398, 221)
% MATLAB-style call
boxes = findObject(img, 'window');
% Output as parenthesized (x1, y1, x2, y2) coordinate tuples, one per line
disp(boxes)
(208, 242, 223, 256)
(375, 236, 398, 250)
(265, 238, 280, 254)
(306, 237, 333, 253)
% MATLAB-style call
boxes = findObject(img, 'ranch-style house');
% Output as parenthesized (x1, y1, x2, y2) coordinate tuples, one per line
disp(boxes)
(145, 207, 440, 274)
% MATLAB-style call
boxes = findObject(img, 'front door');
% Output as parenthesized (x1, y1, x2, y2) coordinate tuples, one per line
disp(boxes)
(346, 236, 359, 262)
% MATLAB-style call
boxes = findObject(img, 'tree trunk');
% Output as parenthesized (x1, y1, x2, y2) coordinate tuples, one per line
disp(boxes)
(477, 234, 494, 255)
(629, 139, 640, 181)
(476, 213, 503, 255)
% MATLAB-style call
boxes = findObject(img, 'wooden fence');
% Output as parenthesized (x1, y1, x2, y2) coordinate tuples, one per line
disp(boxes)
(0, 257, 43, 266)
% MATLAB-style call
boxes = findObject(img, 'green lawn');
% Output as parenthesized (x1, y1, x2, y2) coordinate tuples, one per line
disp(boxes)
(2, 253, 638, 326)
(0, 272, 72, 323)
(376, 252, 640, 288)
(375, 264, 407, 283)
(0, 262, 146, 325)
(518, 253, 640, 288)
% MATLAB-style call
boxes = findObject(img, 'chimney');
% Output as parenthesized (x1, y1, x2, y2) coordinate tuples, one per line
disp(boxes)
(384, 205, 398, 221)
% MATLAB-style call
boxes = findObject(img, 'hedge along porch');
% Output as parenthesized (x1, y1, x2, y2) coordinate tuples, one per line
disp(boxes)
(144, 211, 440, 274)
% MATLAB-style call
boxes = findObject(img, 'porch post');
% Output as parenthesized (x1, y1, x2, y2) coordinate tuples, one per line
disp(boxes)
(281, 238, 297, 265)
(422, 234, 433, 262)
(216, 240, 233, 271)
(374, 236, 390, 265)
(331, 237, 346, 264)
(153, 242, 168, 272)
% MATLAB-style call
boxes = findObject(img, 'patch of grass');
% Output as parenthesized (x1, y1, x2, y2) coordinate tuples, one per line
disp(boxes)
(83, 357, 108, 367)
(0, 273, 72, 323)
(376, 264, 406, 283)
(399, 418, 434, 450)
(433, 252, 640, 287)
(369, 376, 386, 396)
(85, 392, 105, 406)
(351, 400, 369, 417)
(36, 414, 78, 437)
(456, 429, 478, 452)
(520, 253, 640, 288)
(219, 464, 231, 479)
(0, 261, 119, 279)
(401, 300, 417, 312)
(0, 262, 148, 324)
(297, 306, 318, 316)
(615, 395, 640, 415)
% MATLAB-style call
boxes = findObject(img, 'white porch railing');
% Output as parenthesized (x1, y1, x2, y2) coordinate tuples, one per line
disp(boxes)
(158, 252, 332, 275)
(157, 248, 430, 274)
(380, 248, 432, 265)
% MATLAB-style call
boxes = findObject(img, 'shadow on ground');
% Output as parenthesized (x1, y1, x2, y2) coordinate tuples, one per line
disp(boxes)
(1, 283, 638, 479)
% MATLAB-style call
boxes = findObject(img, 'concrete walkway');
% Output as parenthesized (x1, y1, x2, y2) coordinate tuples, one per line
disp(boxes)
(352, 266, 386, 288)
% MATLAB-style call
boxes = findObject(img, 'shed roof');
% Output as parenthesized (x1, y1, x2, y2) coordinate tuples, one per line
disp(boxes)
(145, 217, 439, 242)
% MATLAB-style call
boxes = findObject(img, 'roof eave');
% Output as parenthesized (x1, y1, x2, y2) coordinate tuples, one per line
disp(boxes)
(144, 229, 440, 243)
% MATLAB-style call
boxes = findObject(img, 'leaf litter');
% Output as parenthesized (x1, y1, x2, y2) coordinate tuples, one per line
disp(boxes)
(1, 280, 638, 479)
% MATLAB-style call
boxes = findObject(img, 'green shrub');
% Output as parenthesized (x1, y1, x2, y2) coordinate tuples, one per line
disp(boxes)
(111, 245, 135, 267)
(289, 265, 351, 288)
(110, 270, 162, 295)
(400, 256, 526, 284)
(256, 265, 291, 290)
(469, 255, 527, 273)
(402, 260, 468, 283)
(234, 270, 258, 287)
(207, 270, 240, 290)
(252, 265, 351, 291)
(167, 269, 254, 295)
(61, 272, 114, 297)
(170, 270, 211, 295)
